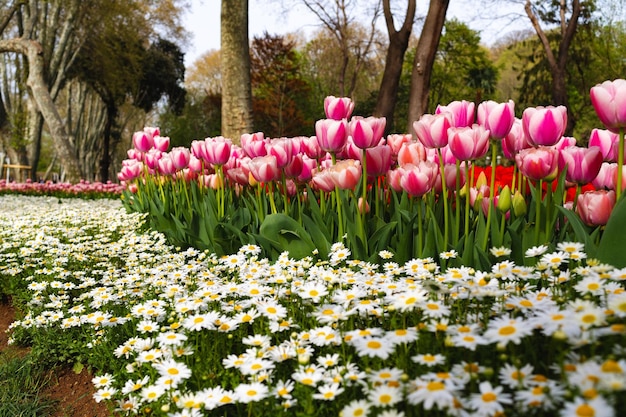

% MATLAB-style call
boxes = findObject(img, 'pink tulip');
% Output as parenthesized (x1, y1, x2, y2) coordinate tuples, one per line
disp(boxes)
(590, 79, 626, 132)
(301, 136, 326, 160)
(413, 113, 452, 149)
(436, 100, 475, 127)
(153, 135, 170, 152)
(298, 156, 318, 182)
(132, 130, 154, 153)
(386, 167, 404, 192)
(324, 96, 354, 120)
(448, 124, 490, 161)
(144, 127, 160, 138)
(477, 100, 515, 140)
(315, 118, 349, 154)
(435, 163, 466, 193)
(157, 154, 177, 176)
(170, 147, 191, 170)
(311, 169, 336, 192)
(589, 128, 619, 162)
(118, 159, 143, 181)
(143, 149, 162, 171)
(553, 136, 577, 151)
(340, 136, 362, 160)
(191, 140, 208, 161)
(558, 146, 603, 185)
(349, 116, 386, 149)
(386, 134, 412, 158)
(501, 118, 530, 160)
(266, 138, 294, 168)
(397, 142, 427, 167)
(328, 159, 362, 190)
(284, 153, 304, 179)
(400, 161, 439, 197)
(576, 190, 616, 226)
(127, 148, 143, 161)
(522, 105, 567, 147)
(204, 136, 232, 166)
(188, 155, 203, 173)
(241, 132, 268, 157)
(248, 155, 280, 183)
(365, 145, 392, 177)
(515, 146, 559, 182)
(592, 162, 617, 190)
(225, 167, 250, 186)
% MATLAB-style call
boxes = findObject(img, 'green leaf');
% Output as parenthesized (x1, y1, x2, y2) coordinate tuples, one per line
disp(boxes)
(597, 196, 626, 267)
(259, 213, 316, 259)
(556, 205, 597, 257)
(72, 362, 84, 374)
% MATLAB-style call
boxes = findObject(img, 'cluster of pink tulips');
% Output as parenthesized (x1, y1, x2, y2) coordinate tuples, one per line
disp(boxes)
(118, 79, 626, 265)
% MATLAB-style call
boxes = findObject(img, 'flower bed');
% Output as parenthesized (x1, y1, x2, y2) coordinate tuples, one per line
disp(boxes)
(1, 195, 625, 417)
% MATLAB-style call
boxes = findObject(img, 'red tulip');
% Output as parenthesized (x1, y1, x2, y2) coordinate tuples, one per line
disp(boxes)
(589, 128, 619, 162)
(315, 118, 349, 154)
(522, 105, 567, 147)
(436, 100, 475, 127)
(447, 124, 490, 161)
(515, 146, 559, 182)
(413, 113, 452, 149)
(576, 190, 616, 226)
(477, 100, 515, 140)
(590, 79, 626, 132)
(324, 96, 354, 120)
(558, 146, 603, 185)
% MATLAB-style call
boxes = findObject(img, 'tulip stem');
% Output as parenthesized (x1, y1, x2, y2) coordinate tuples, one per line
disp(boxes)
(535, 180, 542, 245)
(618, 127, 624, 201)
(335, 186, 344, 241)
(455, 160, 461, 245)
(545, 181, 552, 239)
(417, 198, 423, 257)
(482, 144, 498, 251)
(438, 149, 449, 251)
(464, 163, 472, 254)
(361, 149, 368, 241)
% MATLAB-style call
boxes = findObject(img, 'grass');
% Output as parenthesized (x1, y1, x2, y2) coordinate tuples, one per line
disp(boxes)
(0, 351, 55, 417)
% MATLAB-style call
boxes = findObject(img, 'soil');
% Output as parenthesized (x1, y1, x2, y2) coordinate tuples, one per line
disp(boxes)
(0, 299, 113, 417)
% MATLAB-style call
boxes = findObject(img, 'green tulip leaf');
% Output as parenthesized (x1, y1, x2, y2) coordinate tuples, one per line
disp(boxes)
(259, 213, 316, 259)
(597, 196, 626, 267)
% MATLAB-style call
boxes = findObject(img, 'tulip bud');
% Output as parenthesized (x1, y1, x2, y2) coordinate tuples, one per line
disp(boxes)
(497, 186, 511, 213)
(475, 171, 488, 188)
(512, 190, 527, 217)
(358, 197, 370, 214)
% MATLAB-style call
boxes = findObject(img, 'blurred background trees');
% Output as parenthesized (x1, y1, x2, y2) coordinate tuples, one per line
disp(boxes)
(0, 0, 624, 182)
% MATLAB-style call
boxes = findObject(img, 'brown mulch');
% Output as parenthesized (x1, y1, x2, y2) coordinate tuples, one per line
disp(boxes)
(0, 299, 113, 417)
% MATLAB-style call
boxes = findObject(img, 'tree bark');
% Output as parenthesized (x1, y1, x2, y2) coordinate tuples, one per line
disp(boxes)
(374, 0, 416, 134)
(0, 38, 82, 181)
(525, 0, 581, 135)
(406, 0, 449, 133)
(221, 0, 253, 141)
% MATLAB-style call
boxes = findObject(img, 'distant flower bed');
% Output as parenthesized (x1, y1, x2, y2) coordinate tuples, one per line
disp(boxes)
(0, 179, 124, 199)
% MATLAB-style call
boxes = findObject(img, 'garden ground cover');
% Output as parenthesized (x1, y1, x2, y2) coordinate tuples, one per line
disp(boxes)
(1, 194, 625, 417)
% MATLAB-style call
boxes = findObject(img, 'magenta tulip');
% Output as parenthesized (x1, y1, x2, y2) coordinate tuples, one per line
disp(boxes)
(266, 138, 294, 168)
(301, 135, 326, 160)
(365, 145, 392, 177)
(204, 136, 232, 166)
(413, 113, 452, 149)
(576, 190, 616, 226)
(298, 156, 318, 182)
(315, 118, 349, 154)
(170, 147, 191, 170)
(399, 161, 439, 197)
(153, 135, 170, 152)
(241, 132, 268, 158)
(448, 124, 490, 161)
(132, 130, 154, 153)
(143, 149, 162, 171)
(515, 146, 559, 182)
(118, 159, 143, 181)
(522, 105, 567, 147)
(324, 96, 354, 120)
(589, 128, 619, 162)
(477, 100, 515, 140)
(349, 116, 386, 149)
(590, 79, 626, 132)
(553, 136, 577, 151)
(501, 118, 530, 160)
(436, 100, 475, 127)
(248, 155, 280, 183)
(558, 146, 603, 185)
(225, 167, 250, 186)
(284, 153, 304, 179)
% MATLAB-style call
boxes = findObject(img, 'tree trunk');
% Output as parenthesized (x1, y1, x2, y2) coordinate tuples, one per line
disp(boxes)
(406, 0, 449, 133)
(221, 0, 253, 141)
(0, 38, 82, 181)
(374, 0, 416, 134)
(525, 0, 581, 135)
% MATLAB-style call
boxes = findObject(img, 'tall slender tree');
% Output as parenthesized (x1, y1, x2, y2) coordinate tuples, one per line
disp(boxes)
(221, 0, 253, 140)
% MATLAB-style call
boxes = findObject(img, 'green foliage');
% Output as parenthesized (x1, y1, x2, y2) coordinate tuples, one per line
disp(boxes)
(0, 353, 55, 417)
